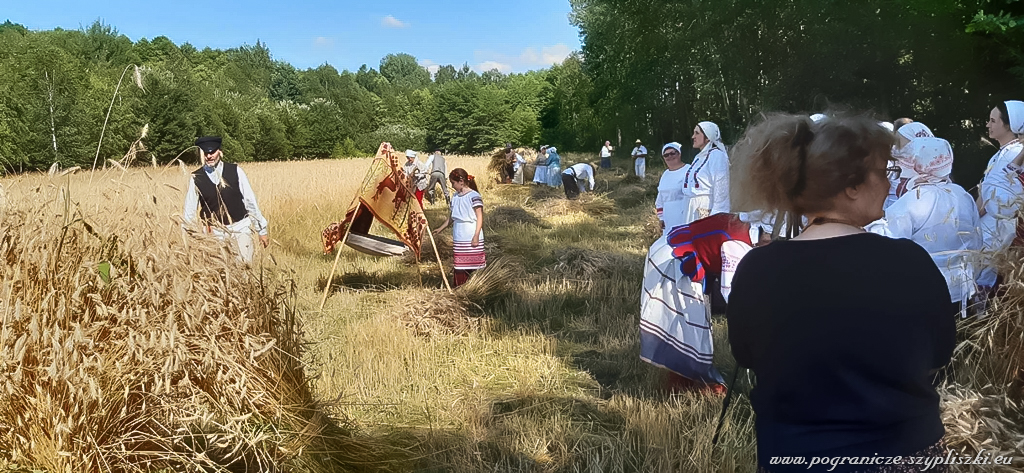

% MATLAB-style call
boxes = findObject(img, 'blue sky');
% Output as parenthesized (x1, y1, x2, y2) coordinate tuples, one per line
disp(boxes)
(4, 0, 582, 74)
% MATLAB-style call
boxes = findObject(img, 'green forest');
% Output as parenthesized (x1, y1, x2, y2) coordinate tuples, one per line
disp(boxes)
(2, 0, 1024, 186)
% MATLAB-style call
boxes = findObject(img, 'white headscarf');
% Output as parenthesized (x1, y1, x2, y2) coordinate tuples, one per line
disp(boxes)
(897, 122, 934, 141)
(1005, 100, 1024, 134)
(905, 137, 954, 189)
(697, 121, 723, 148)
(405, 149, 417, 158)
(810, 113, 827, 123)
(894, 122, 935, 169)
(547, 147, 557, 154)
(662, 142, 682, 154)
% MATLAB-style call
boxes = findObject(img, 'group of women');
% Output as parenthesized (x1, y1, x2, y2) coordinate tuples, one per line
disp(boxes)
(530, 145, 563, 187)
(641, 101, 1024, 472)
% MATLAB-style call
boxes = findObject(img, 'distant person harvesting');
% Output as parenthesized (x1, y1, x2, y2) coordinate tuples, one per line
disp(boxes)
(600, 140, 613, 169)
(561, 162, 595, 199)
(424, 150, 451, 205)
(631, 139, 648, 179)
(182, 136, 269, 263)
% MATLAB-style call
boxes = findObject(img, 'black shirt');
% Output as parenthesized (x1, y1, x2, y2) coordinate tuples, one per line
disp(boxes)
(727, 233, 954, 472)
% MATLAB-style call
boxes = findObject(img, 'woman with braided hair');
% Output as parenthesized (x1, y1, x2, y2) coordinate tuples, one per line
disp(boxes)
(727, 113, 954, 472)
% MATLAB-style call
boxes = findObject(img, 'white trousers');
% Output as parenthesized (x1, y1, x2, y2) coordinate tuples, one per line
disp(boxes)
(208, 217, 257, 263)
(635, 158, 646, 179)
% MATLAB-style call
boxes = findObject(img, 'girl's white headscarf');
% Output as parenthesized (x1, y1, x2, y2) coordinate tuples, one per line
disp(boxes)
(894, 122, 935, 169)
(897, 122, 934, 141)
(905, 137, 954, 189)
(697, 121, 723, 149)
(662, 142, 682, 155)
(878, 121, 895, 133)
(1006, 100, 1024, 134)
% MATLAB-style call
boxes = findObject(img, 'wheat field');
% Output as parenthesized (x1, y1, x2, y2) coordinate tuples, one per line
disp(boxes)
(0, 154, 1020, 471)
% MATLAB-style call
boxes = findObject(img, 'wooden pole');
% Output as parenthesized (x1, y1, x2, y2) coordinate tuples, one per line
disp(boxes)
(318, 179, 363, 311)
(401, 162, 452, 294)
(425, 224, 453, 293)
(318, 210, 357, 311)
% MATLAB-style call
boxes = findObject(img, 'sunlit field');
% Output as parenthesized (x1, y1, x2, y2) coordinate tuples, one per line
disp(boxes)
(0, 155, 1020, 471)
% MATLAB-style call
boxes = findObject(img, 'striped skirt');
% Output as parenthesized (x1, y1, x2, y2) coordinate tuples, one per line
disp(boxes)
(452, 221, 486, 270)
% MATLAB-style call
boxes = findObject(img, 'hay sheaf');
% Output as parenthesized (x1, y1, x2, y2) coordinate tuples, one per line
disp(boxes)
(0, 195, 396, 471)
(535, 193, 616, 218)
(400, 290, 482, 337)
(400, 258, 524, 336)
(487, 147, 535, 182)
(552, 247, 641, 280)
(939, 387, 1024, 471)
(487, 205, 543, 228)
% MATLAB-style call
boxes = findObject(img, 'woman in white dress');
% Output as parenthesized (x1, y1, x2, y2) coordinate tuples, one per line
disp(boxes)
(639, 142, 726, 393)
(976, 100, 1024, 290)
(532, 146, 549, 185)
(681, 121, 730, 224)
(876, 138, 980, 316)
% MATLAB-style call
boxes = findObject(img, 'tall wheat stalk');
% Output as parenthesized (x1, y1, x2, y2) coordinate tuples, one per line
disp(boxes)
(90, 64, 144, 183)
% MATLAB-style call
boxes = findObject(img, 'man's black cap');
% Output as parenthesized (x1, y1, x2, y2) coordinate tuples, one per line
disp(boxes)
(195, 136, 222, 154)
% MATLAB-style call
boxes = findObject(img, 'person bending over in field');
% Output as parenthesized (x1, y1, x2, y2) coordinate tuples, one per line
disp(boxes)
(182, 136, 269, 263)
(727, 112, 954, 473)
(561, 162, 595, 200)
(433, 168, 485, 287)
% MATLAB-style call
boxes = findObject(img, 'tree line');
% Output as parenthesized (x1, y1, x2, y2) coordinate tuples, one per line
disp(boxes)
(3, 1, 1024, 187)
(0, 20, 593, 172)
(568, 0, 1024, 188)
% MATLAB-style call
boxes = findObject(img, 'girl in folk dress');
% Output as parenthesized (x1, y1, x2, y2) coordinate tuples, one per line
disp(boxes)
(434, 168, 486, 287)
(532, 146, 549, 185)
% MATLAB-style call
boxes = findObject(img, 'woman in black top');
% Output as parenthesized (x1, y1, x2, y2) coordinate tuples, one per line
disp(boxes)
(727, 113, 955, 473)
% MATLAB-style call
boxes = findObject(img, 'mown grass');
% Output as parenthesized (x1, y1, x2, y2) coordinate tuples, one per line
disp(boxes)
(0, 152, 1021, 471)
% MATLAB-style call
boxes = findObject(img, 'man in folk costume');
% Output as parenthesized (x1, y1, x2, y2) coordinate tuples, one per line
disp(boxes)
(631, 139, 648, 179)
(424, 150, 451, 205)
(182, 136, 269, 263)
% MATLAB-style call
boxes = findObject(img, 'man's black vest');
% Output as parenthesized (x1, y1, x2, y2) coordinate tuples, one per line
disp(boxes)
(193, 163, 248, 226)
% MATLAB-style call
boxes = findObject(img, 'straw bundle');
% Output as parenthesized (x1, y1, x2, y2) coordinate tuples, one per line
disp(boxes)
(536, 193, 616, 218)
(939, 387, 1024, 471)
(0, 190, 393, 471)
(399, 258, 522, 336)
(487, 205, 543, 229)
(552, 247, 638, 280)
(400, 290, 482, 337)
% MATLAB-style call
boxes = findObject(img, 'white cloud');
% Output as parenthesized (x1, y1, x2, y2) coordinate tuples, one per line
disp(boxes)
(472, 43, 575, 74)
(539, 44, 572, 65)
(418, 59, 441, 76)
(382, 15, 409, 28)
(313, 36, 334, 48)
(475, 61, 513, 74)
